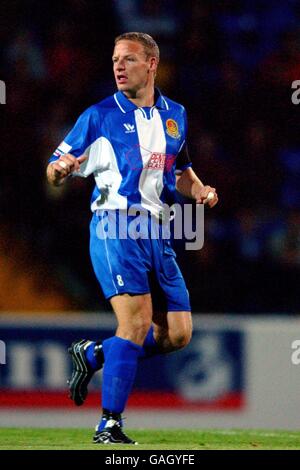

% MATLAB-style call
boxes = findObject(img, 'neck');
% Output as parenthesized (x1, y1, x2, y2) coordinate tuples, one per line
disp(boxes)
(124, 86, 155, 108)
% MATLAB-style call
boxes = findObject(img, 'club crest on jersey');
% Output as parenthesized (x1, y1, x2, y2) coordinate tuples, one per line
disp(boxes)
(166, 119, 180, 139)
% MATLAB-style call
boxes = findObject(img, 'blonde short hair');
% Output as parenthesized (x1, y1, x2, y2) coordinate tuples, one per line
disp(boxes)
(114, 32, 160, 62)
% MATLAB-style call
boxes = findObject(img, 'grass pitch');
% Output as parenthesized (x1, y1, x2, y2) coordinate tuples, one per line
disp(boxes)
(0, 428, 300, 450)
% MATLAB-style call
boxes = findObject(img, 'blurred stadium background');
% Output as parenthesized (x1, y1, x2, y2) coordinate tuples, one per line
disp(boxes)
(1, 0, 300, 431)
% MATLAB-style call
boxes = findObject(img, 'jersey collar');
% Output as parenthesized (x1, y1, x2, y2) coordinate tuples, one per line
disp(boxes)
(114, 88, 169, 113)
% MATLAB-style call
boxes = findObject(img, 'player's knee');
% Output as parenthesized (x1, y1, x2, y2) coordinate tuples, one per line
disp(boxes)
(134, 317, 152, 339)
(171, 327, 192, 350)
(118, 317, 152, 345)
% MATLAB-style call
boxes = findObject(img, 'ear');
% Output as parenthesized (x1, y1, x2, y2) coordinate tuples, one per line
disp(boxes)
(149, 56, 158, 72)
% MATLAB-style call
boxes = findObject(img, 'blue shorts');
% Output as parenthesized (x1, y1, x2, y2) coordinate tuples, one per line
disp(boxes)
(89, 211, 191, 312)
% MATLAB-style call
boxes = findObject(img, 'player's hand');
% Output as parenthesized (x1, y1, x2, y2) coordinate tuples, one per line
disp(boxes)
(47, 154, 88, 186)
(194, 185, 218, 208)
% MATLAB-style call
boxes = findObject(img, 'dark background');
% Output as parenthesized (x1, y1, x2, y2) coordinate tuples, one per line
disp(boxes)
(1, 0, 300, 314)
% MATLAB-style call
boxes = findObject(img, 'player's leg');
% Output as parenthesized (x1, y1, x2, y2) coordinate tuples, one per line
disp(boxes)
(139, 309, 192, 359)
(68, 211, 151, 408)
(111, 292, 153, 344)
(153, 310, 192, 353)
(144, 236, 192, 356)
(94, 292, 152, 444)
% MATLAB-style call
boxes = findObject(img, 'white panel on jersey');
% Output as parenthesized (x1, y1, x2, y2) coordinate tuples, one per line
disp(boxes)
(58, 141, 72, 153)
(134, 108, 166, 218)
(92, 138, 127, 211)
(75, 136, 127, 211)
(75, 135, 104, 177)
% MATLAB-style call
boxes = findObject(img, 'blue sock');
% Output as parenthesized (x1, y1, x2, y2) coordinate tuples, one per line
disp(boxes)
(96, 416, 108, 432)
(140, 326, 161, 359)
(95, 409, 123, 432)
(101, 336, 142, 414)
(85, 341, 103, 371)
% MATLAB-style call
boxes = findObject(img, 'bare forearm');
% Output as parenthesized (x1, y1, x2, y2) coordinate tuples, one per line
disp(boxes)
(176, 168, 203, 199)
(176, 167, 218, 207)
(189, 176, 205, 200)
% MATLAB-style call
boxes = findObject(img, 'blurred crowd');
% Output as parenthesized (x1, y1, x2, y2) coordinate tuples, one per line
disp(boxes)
(1, 0, 300, 313)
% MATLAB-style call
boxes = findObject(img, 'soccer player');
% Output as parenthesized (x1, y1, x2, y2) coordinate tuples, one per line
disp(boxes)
(46, 32, 218, 444)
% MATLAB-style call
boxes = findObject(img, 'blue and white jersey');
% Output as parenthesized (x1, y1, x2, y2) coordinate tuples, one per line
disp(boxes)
(49, 88, 192, 218)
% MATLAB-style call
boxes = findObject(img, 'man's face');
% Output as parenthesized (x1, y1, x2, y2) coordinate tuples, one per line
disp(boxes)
(113, 40, 154, 96)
